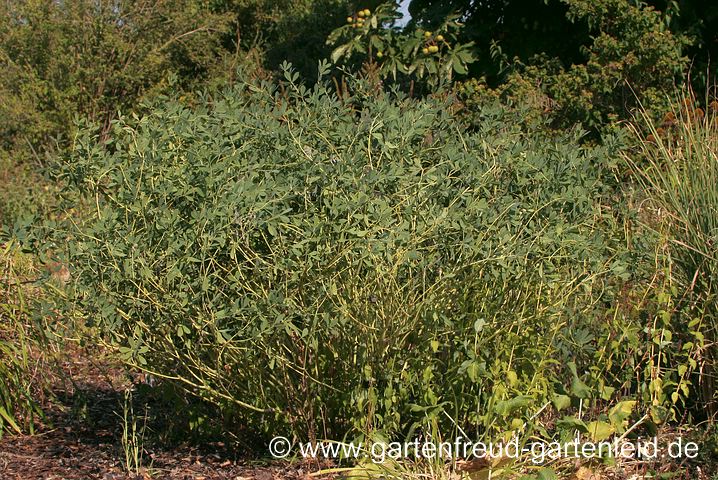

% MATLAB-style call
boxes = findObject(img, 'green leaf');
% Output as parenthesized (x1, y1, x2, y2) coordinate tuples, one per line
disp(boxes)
(494, 395, 533, 417)
(568, 362, 591, 399)
(452, 58, 468, 75)
(571, 377, 591, 399)
(537, 468, 559, 480)
(552, 394, 571, 412)
(466, 362, 480, 383)
(556, 416, 587, 432)
(586, 421, 615, 442)
(608, 400, 636, 426)
(0, 405, 22, 434)
(331, 44, 350, 63)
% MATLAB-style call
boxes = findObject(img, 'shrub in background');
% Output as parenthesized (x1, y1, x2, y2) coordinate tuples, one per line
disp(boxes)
(0, 0, 351, 162)
(0, 0, 236, 155)
(0, 0, 351, 229)
(444, 0, 688, 132)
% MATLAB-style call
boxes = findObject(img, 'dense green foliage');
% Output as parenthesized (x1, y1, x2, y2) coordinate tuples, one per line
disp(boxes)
(404, 0, 689, 129)
(1, 1, 716, 475)
(0, 0, 351, 226)
(43, 68, 699, 444)
(327, 4, 477, 92)
(0, 0, 352, 157)
(407, 0, 712, 86)
(0, 0, 230, 155)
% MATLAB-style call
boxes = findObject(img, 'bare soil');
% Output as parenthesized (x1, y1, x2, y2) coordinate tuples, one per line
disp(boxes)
(0, 344, 330, 480)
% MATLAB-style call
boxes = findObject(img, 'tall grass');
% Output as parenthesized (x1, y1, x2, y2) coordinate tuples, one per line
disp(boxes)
(118, 388, 149, 475)
(627, 88, 718, 418)
(0, 240, 45, 437)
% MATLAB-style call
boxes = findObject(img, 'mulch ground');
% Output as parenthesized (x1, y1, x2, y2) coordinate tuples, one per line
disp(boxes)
(0, 343, 715, 479)
(0, 344, 331, 480)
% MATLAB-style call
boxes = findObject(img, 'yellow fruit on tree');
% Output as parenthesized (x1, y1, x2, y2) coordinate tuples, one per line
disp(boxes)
(347, 16, 353, 23)
(363, 9, 371, 16)
(422, 47, 429, 54)
(424, 31, 432, 37)
(376, 51, 383, 58)
(436, 34, 444, 41)
(429, 45, 439, 53)
(357, 10, 365, 17)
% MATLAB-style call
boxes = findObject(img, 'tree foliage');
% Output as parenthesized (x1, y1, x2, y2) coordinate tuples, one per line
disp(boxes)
(0, 0, 350, 159)
(327, 3, 476, 92)
(404, 0, 690, 129)
(0, 0, 232, 154)
(0, 0, 351, 226)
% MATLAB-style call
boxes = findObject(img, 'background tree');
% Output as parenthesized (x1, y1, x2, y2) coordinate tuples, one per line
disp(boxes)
(0, 0, 232, 155)
(0, 0, 352, 160)
(0, 0, 350, 224)
(407, 0, 591, 84)
(405, 0, 689, 129)
(650, 0, 718, 91)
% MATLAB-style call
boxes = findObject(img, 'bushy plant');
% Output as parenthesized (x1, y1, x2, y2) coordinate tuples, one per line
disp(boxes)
(452, 0, 688, 132)
(42, 65, 664, 445)
(0, 152, 62, 227)
(0, 0, 238, 156)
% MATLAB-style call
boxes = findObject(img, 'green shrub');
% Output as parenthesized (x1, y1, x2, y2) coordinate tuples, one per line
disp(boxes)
(45, 67, 659, 443)
(453, 0, 688, 133)
(0, 0, 351, 163)
(0, 152, 60, 227)
(0, 0, 238, 156)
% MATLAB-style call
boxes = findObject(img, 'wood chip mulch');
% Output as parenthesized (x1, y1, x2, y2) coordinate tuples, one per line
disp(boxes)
(0, 344, 333, 480)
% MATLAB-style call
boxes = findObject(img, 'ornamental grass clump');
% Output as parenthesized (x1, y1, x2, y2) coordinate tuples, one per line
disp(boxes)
(627, 88, 718, 416)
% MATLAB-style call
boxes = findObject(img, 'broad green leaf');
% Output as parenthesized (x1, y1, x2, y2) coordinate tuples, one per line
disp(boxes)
(586, 421, 615, 442)
(495, 395, 533, 417)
